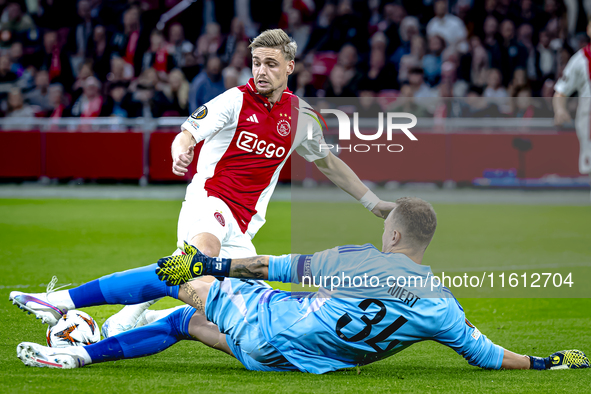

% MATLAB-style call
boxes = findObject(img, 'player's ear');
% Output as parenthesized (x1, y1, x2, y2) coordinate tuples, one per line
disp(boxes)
(392, 230, 402, 246)
(286, 60, 294, 76)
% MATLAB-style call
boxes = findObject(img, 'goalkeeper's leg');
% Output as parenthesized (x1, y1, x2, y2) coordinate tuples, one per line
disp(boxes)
(10, 263, 180, 325)
(17, 305, 233, 369)
(10, 230, 221, 325)
(102, 302, 187, 338)
(85, 305, 231, 364)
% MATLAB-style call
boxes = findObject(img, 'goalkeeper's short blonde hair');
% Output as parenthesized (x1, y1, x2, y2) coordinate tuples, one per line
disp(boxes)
(249, 29, 297, 61)
(392, 197, 437, 249)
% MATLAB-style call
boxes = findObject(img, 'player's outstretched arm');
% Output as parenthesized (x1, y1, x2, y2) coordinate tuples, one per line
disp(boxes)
(439, 308, 589, 371)
(503, 349, 589, 370)
(445, 330, 590, 371)
(501, 349, 531, 369)
(156, 242, 271, 285)
(313, 152, 396, 219)
(228, 255, 269, 279)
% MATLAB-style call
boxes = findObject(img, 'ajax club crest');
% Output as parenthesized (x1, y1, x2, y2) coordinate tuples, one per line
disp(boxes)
(277, 113, 291, 137)
(214, 211, 225, 227)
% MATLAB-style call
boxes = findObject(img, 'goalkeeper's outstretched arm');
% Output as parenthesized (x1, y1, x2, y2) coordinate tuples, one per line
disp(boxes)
(228, 255, 271, 280)
(215, 254, 296, 283)
(500, 348, 589, 370)
(156, 242, 298, 286)
(501, 350, 530, 369)
(216, 254, 302, 284)
(156, 241, 306, 285)
(438, 303, 590, 371)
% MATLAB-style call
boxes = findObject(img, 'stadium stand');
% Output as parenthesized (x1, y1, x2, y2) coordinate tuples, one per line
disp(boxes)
(0, 0, 584, 118)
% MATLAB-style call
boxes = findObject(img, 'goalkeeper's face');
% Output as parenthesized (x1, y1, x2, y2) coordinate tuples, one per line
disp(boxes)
(252, 47, 294, 97)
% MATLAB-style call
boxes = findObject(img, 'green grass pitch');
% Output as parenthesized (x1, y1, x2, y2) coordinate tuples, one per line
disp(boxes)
(0, 198, 590, 393)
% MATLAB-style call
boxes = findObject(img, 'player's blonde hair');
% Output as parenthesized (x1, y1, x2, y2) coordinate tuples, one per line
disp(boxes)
(249, 29, 297, 61)
(391, 197, 437, 249)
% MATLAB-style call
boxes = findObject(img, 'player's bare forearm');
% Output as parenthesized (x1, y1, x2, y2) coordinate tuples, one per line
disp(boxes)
(228, 256, 269, 279)
(500, 349, 530, 369)
(314, 152, 368, 200)
(552, 92, 567, 111)
(552, 92, 572, 125)
(171, 129, 196, 158)
(171, 129, 197, 176)
(500, 348, 589, 370)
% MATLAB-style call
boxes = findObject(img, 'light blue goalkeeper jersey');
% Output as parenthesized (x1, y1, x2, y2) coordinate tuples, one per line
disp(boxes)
(261, 244, 504, 374)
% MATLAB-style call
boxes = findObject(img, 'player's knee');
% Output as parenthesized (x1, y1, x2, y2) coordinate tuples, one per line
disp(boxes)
(199, 246, 219, 258)
(189, 233, 221, 257)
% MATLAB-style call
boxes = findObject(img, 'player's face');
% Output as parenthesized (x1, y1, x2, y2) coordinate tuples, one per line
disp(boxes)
(252, 47, 294, 97)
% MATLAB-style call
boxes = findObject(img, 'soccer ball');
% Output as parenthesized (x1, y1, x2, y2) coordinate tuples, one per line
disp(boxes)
(46, 310, 100, 348)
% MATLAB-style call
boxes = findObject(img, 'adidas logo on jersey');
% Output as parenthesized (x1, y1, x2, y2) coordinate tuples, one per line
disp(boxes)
(246, 114, 259, 123)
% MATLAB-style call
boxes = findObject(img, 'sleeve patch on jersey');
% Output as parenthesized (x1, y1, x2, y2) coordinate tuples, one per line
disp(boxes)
(471, 328, 481, 340)
(187, 119, 200, 129)
(191, 105, 208, 120)
(296, 254, 313, 281)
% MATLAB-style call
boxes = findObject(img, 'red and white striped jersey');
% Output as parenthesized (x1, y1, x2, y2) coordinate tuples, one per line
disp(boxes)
(181, 78, 327, 238)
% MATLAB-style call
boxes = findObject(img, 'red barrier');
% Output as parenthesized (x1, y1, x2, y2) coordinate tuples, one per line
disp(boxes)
(279, 156, 292, 183)
(290, 154, 319, 182)
(45, 132, 143, 179)
(292, 131, 580, 183)
(448, 132, 580, 182)
(0, 131, 42, 178)
(333, 134, 448, 182)
(0, 129, 581, 182)
(449, 134, 519, 182)
(518, 133, 579, 178)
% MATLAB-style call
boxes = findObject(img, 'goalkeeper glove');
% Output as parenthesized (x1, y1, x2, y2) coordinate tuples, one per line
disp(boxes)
(156, 241, 232, 286)
(529, 349, 589, 370)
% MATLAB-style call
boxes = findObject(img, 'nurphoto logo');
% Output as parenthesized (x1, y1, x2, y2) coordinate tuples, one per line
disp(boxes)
(303, 107, 418, 153)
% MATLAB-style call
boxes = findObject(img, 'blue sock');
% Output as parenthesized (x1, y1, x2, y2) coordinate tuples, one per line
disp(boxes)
(68, 264, 179, 307)
(85, 306, 197, 363)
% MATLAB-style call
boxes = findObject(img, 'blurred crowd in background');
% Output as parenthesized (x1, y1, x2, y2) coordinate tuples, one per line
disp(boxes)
(0, 0, 586, 119)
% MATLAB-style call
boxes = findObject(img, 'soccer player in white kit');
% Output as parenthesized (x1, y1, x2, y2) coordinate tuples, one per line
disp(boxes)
(553, 18, 591, 196)
(99, 29, 396, 334)
(172, 29, 394, 260)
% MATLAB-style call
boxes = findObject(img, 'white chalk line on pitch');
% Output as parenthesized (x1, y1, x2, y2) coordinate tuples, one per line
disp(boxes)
(0, 283, 82, 290)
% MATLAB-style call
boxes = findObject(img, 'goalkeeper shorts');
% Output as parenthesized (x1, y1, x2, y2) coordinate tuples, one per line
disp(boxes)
(206, 278, 298, 372)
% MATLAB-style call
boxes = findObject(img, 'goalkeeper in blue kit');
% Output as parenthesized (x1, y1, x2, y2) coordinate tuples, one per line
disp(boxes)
(11, 197, 589, 372)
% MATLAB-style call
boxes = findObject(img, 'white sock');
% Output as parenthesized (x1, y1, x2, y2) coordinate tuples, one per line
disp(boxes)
(47, 290, 75, 310)
(125, 300, 156, 322)
(68, 346, 92, 365)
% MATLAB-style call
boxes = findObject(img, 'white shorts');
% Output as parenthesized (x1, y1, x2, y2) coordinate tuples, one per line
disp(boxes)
(176, 190, 257, 259)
